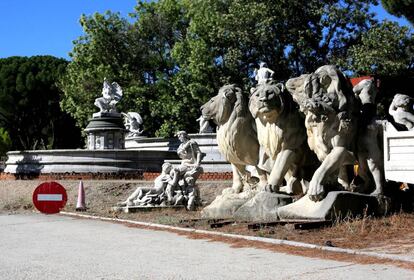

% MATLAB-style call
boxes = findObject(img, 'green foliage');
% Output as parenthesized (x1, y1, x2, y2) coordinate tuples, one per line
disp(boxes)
(341, 21, 414, 76)
(61, 0, 412, 137)
(381, 0, 414, 24)
(60, 6, 188, 136)
(0, 128, 11, 156)
(173, 0, 377, 97)
(59, 12, 139, 130)
(0, 56, 82, 150)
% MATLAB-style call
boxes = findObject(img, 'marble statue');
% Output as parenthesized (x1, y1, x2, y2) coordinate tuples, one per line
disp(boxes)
(248, 81, 315, 195)
(122, 112, 144, 137)
(254, 62, 274, 84)
(117, 162, 177, 207)
(196, 115, 214, 133)
(94, 78, 123, 114)
(353, 79, 385, 195)
(286, 65, 359, 201)
(174, 131, 204, 181)
(117, 131, 203, 210)
(389, 94, 414, 130)
(200, 84, 267, 193)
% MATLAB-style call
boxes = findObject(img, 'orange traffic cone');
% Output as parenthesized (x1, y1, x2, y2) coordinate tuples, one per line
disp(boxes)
(76, 180, 86, 211)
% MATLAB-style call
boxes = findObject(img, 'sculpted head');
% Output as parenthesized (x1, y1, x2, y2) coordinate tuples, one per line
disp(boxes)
(161, 162, 173, 174)
(392, 94, 412, 109)
(175, 130, 189, 143)
(249, 81, 285, 120)
(200, 84, 244, 125)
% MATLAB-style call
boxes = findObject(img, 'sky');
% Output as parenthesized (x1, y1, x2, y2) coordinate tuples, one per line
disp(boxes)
(0, 0, 411, 60)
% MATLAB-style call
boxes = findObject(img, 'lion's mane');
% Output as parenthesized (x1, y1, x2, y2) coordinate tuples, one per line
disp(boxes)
(201, 84, 259, 166)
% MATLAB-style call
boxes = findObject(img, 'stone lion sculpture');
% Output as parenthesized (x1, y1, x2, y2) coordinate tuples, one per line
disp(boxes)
(200, 84, 267, 193)
(248, 81, 315, 194)
(389, 93, 414, 131)
(286, 65, 359, 201)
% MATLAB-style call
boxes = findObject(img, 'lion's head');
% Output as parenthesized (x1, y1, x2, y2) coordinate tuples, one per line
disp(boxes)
(200, 84, 246, 125)
(249, 81, 291, 122)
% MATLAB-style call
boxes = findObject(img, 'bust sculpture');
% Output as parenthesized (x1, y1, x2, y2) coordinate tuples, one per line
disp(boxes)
(122, 112, 144, 137)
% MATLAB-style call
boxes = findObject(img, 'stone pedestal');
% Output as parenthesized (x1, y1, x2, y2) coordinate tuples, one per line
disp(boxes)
(85, 113, 126, 150)
(277, 191, 390, 220)
(201, 189, 257, 219)
(233, 192, 293, 221)
(113, 205, 185, 213)
(201, 190, 294, 220)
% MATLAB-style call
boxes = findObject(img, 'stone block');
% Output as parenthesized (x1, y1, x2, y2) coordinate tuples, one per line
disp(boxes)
(233, 192, 293, 221)
(201, 190, 257, 219)
(277, 191, 387, 220)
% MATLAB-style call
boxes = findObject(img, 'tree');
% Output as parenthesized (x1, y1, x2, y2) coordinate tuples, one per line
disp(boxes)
(381, 0, 414, 25)
(60, 6, 188, 136)
(61, 0, 391, 137)
(341, 21, 414, 76)
(172, 0, 378, 105)
(59, 12, 140, 131)
(0, 128, 11, 156)
(0, 56, 82, 150)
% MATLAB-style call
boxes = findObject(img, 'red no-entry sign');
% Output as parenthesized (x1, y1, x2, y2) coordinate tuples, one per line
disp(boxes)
(32, 182, 68, 214)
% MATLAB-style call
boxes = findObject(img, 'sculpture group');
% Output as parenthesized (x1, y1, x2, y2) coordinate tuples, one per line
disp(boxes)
(201, 63, 413, 219)
(104, 65, 413, 218)
(118, 131, 203, 210)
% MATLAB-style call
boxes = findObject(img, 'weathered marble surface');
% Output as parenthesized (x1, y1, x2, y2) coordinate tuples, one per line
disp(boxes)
(201, 189, 257, 219)
(389, 93, 414, 131)
(233, 192, 292, 221)
(200, 84, 267, 193)
(94, 78, 123, 114)
(254, 62, 274, 85)
(118, 131, 203, 210)
(201, 64, 398, 221)
(196, 115, 214, 134)
(277, 192, 389, 220)
(122, 112, 144, 138)
(249, 81, 315, 195)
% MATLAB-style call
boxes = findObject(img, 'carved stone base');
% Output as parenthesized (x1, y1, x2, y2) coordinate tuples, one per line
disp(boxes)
(233, 192, 293, 221)
(277, 191, 390, 220)
(85, 116, 125, 150)
(200, 189, 257, 219)
(112, 205, 185, 213)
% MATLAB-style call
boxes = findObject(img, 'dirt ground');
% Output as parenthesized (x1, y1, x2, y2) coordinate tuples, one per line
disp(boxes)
(2, 179, 414, 257)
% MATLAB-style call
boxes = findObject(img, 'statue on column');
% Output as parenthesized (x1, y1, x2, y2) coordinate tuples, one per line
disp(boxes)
(254, 62, 274, 85)
(94, 78, 123, 114)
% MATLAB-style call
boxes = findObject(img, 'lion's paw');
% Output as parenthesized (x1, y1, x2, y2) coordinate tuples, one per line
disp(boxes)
(307, 182, 325, 202)
(370, 188, 383, 197)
